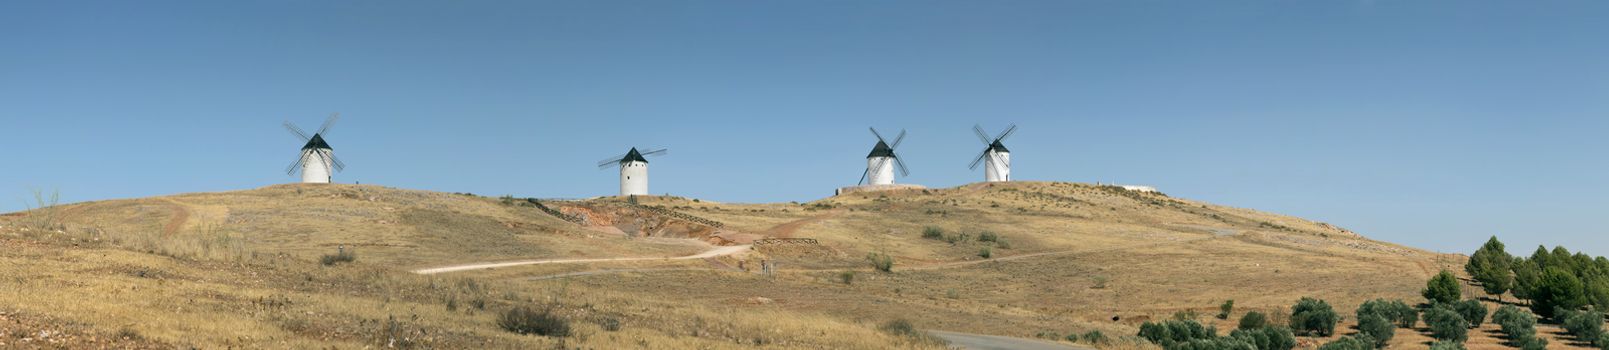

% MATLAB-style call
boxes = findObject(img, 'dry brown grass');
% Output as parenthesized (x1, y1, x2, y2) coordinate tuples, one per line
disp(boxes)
(3, 181, 1574, 349)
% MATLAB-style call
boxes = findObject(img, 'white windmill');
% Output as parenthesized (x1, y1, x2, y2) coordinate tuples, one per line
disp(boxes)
(968, 124, 1016, 182)
(858, 127, 909, 186)
(598, 147, 667, 196)
(283, 113, 346, 184)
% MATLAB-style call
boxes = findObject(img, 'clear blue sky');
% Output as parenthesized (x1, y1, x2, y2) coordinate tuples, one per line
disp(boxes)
(3, 1, 1607, 256)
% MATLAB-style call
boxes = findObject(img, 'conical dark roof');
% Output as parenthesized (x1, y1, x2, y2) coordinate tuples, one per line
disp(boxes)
(302, 134, 333, 151)
(622, 148, 649, 163)
(989, 140, 1010, 153)
(866, 141, 895, 158)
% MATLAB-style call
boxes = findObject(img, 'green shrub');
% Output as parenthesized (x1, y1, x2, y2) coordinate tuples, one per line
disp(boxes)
(1238, 312, 1268, 330)
(1424, 306, 1469, 342)
(1218, 300, 1235, 320)
(921, 227, 945, 240)
(1289, 297, 1338, 337)
(838, 271, 855, 285)
(1357, 314, 1394, 347)
(1450, 300, 1488, 328)
(319, 248, 357, 266)
(977, 231, 999, 242)
(878, 319, 945, 344)
(498, 307, 571, 337)
(978, 247, 992, 259)
(1428, 340, 1467, 350)
(1082, 330, 1107, 344)
(1316, 334, 1374, 350)
(1562, 309, 1605, 346)
(1227, 326, 1296, 350)
(1424, 270, 1462, 305)
(1493, 305, 1539, 344)
(867, 252, 894, 272)
(1063, 333, 1079, 343)
(1138, 319, 1216, 347)
(1168, 337, 1257, 350)
(1356, 299, 1418, 328)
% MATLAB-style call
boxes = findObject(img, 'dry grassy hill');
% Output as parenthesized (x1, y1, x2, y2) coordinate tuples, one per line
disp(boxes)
(0, 182, 1579, 349)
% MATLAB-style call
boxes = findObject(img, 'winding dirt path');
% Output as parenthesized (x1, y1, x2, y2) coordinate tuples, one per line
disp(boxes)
(411, 245, 751, 275)
(764, 210, 841, 238)
(157, 199, 190, 237)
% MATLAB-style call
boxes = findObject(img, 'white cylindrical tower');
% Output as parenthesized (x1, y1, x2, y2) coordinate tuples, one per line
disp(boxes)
(620, 160, 648, 196)
(301, 150, 332, 184)
(984, 150, 1011, 182)
(867, 156, 895, 185)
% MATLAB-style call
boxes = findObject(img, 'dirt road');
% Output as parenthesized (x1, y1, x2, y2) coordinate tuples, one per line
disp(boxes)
(926, 330, 1091, 350)
(411, 245, 751, 275)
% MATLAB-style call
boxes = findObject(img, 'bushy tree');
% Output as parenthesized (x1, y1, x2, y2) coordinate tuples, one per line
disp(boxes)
(1219, 300, 1236, 320)
(1289, 297, 1339, 337)
(1356, 314, 1394, 348)
(1450, 300, 1488, 328)
(1238, 311, 1268, 330)
(1424, 306, 1470, 342)
(1138, 319, 1217, 348)
(1316, 334, 1375, 350)
(1513, 257, 1542, 300)
(1562, 309, 1606, 346)
(1228, 326, 1296, 350)
(1493, 305, 1548, 349)
(1169, 337, 1257, 350)
(1535, 266, 1588, 318)
(1356, 299, 1418, 328)
(1428, 340, 1467, 350)
(1424, 270, 1463, 305)
(1466, 236, 1514, 301)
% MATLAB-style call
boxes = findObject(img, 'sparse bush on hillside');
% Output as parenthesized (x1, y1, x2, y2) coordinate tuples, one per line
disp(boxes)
(879, 319, 946, 345)
(1356, 299, 1418, 328)
(1218, 300, 1235, 320)
(867, 252, 894, 272)
(1091, 276, 1109, 289)
(994, 238, 1012, 249)
(1424, 306, 1469, 342)
(20, 188, 66, 232)
(1424, 270, 1463, 305)
(320, 248, 357, 266)
(1356, 314, 1393, 348)
(978, 247, 992, 259)
(1081, 330, 1108, 345)
(1289, 297, 1338, 337)
(977, 231, 999, 242)
(1450, 300, 1487, 328)
(497, 306, 571, 337)
(1238, 312, 1268, 330)
(921, 227, 945, 240)
(838, 271, 854, 285)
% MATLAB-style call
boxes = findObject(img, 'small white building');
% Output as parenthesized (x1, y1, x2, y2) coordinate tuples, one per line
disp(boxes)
(866, 141, 897, 186)
(619, 148, 650, 196)
(298, 134, 335, 184)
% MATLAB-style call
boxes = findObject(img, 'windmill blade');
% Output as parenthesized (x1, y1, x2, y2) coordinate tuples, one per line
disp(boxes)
(857, 168, 870, 185)
(892, 154, 910, 177)
(317, 113, 340, 135)
(283, 122, 311, 142)
(597, 159, 623, 169)
(285, 152, 309, 175)
(868, 127, 886, 143)
(972, 125, 992, 144)
(995, 124, 1018, 142)
(640, 148, 668, 157)
(327, 151, 346, 172)
(889, 129, 906, 149)
(968, 148, 990, 170)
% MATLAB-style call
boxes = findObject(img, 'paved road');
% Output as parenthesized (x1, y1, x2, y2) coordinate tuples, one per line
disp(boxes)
(927, 330, 1092, 350)
(411, 245, 751, 274)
